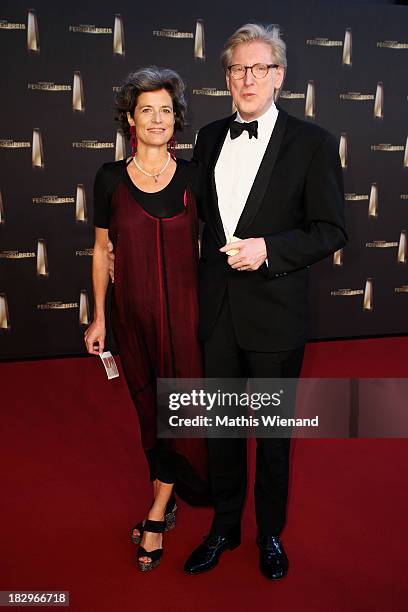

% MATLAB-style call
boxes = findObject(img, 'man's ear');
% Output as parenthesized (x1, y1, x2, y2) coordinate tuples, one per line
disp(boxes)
(225, 70, 231, 93)
(275, 66, 285, 91)
(127, 111, 135, 127)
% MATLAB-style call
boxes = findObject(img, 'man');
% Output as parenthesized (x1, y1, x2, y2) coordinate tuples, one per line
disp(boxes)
(183, 23, 347, 579)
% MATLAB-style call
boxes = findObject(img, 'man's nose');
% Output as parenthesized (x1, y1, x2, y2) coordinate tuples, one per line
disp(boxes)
(243, 68, 255, 86)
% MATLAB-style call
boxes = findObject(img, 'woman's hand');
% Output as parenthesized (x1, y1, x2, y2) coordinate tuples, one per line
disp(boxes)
(84, 319, 106, 355)
(88, 227, 110, 354)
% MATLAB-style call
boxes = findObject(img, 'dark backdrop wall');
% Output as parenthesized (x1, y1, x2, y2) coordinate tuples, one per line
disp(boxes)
(0, 0, 407, 360)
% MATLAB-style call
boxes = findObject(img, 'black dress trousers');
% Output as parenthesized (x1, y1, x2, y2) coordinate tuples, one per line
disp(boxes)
(204, 291, 305, 537)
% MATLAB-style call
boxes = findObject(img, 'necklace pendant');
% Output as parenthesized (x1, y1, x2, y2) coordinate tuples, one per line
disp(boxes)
(133, 152, 171, 180)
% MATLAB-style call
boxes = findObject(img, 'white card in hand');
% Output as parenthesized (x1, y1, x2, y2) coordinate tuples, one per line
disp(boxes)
(99, 351, 120, 379)
(225, 235, 240, 256)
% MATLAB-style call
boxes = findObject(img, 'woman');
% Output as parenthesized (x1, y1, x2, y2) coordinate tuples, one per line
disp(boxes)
(84, 67, 208, 572)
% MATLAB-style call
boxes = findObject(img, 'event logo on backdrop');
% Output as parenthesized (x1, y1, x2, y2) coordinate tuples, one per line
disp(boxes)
(305, 81, 315, 119)
(192, 88, 230, 96)
(0, 251, 36, 260)
(72, 140, 114, 149)
(152, 19, 204, 59)
(346, 190, 378, 218)
(36, 240, 48, 277)
(115, 131, 126, 161)
(72, 72, 85, 112)
(75, 185, 87, 222)
(27, 9, 39, 53)
(113, 14, 125, 56)
(280, 90, 305, 100)
(0, 295, 10, 330)
(33, 195, 75, 205)
(339, 83, 384, 119)
(32, 129, 44, 168)
(153, 29, 193, 39)
(306, 28, 352, 66)
(339, 133, 347, 169)
(194, 19, 205, 60)
(28, 82, 71, 91)
(37, 300, 78, 310)
(0, 191, 4, 224)
(331, 279, 374, 311)
(377, 39, 408, 49)
(0, 20, 25, 30)
(366, 235, 407, 264)
(0, 139, 30, 149)
(79, 291, 90, 325)
(333, 250, 343, 267)
(68, 25, 112, 34)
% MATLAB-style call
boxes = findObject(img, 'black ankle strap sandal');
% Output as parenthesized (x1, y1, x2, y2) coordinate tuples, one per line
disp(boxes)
(131, 497, 177, 544)
(137, 519, 166, 572)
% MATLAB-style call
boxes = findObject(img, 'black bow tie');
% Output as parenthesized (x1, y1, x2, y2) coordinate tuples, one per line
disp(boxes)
(230, 120, 258, 140)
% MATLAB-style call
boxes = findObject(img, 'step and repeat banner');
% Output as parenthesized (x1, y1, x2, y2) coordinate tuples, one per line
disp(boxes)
(0, 0, 407, 359)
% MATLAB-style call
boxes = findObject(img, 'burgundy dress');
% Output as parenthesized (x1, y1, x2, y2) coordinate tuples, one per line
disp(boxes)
(93, 158, 209, 504)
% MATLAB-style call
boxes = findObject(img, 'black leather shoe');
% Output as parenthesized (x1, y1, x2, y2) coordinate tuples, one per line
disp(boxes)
(184, 533, 240, 575)
(257, 535, 288, 580)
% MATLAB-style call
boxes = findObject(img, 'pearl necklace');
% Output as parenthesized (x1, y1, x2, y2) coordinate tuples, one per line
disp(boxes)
(133, 152, 171, 183)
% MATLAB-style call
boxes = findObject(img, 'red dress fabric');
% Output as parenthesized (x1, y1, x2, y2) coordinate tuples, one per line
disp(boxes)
(108, 174, 208, 503)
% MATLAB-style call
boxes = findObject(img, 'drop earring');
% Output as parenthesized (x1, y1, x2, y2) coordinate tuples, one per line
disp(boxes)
(130, 125, 137, 157)
(168, 134, 176, 160)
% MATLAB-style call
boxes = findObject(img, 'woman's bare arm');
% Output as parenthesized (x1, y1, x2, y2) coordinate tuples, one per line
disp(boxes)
(84, 228, 110, 355)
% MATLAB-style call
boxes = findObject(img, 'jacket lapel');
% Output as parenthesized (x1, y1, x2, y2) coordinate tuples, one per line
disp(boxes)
(234, 108, 288, 237)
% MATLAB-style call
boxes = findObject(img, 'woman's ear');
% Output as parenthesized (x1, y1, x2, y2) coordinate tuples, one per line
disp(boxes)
(127, 111, 135, 126)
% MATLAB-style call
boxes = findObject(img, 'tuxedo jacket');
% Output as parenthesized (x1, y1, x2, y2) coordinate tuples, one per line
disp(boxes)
(193, 107, 347, 352)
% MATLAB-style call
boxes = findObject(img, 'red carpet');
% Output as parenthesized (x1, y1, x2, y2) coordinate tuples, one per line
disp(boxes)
(1, 337, 407, 611)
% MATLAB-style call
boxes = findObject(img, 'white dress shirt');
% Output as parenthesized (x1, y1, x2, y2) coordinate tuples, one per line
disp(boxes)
(214, 102, 279, 242)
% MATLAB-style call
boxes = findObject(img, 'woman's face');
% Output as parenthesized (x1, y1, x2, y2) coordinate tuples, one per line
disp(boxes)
(128, 88, 175, 148)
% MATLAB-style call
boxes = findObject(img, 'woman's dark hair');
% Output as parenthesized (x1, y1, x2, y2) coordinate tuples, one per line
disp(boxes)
(114, 66, 187, 139)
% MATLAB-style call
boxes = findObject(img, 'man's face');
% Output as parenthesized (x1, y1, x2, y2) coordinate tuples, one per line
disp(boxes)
(226, 41, 284, 121)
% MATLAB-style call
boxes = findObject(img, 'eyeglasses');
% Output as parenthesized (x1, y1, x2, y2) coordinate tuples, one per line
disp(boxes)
(227, 63, 279, 80)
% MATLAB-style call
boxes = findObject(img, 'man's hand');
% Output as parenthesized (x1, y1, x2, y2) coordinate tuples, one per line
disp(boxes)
(219, 237, 267, 271)
(107, 240, 115, 283)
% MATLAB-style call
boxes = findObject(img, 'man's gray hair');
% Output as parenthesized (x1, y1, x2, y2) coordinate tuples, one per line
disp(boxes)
(221, 23, 287, 100)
